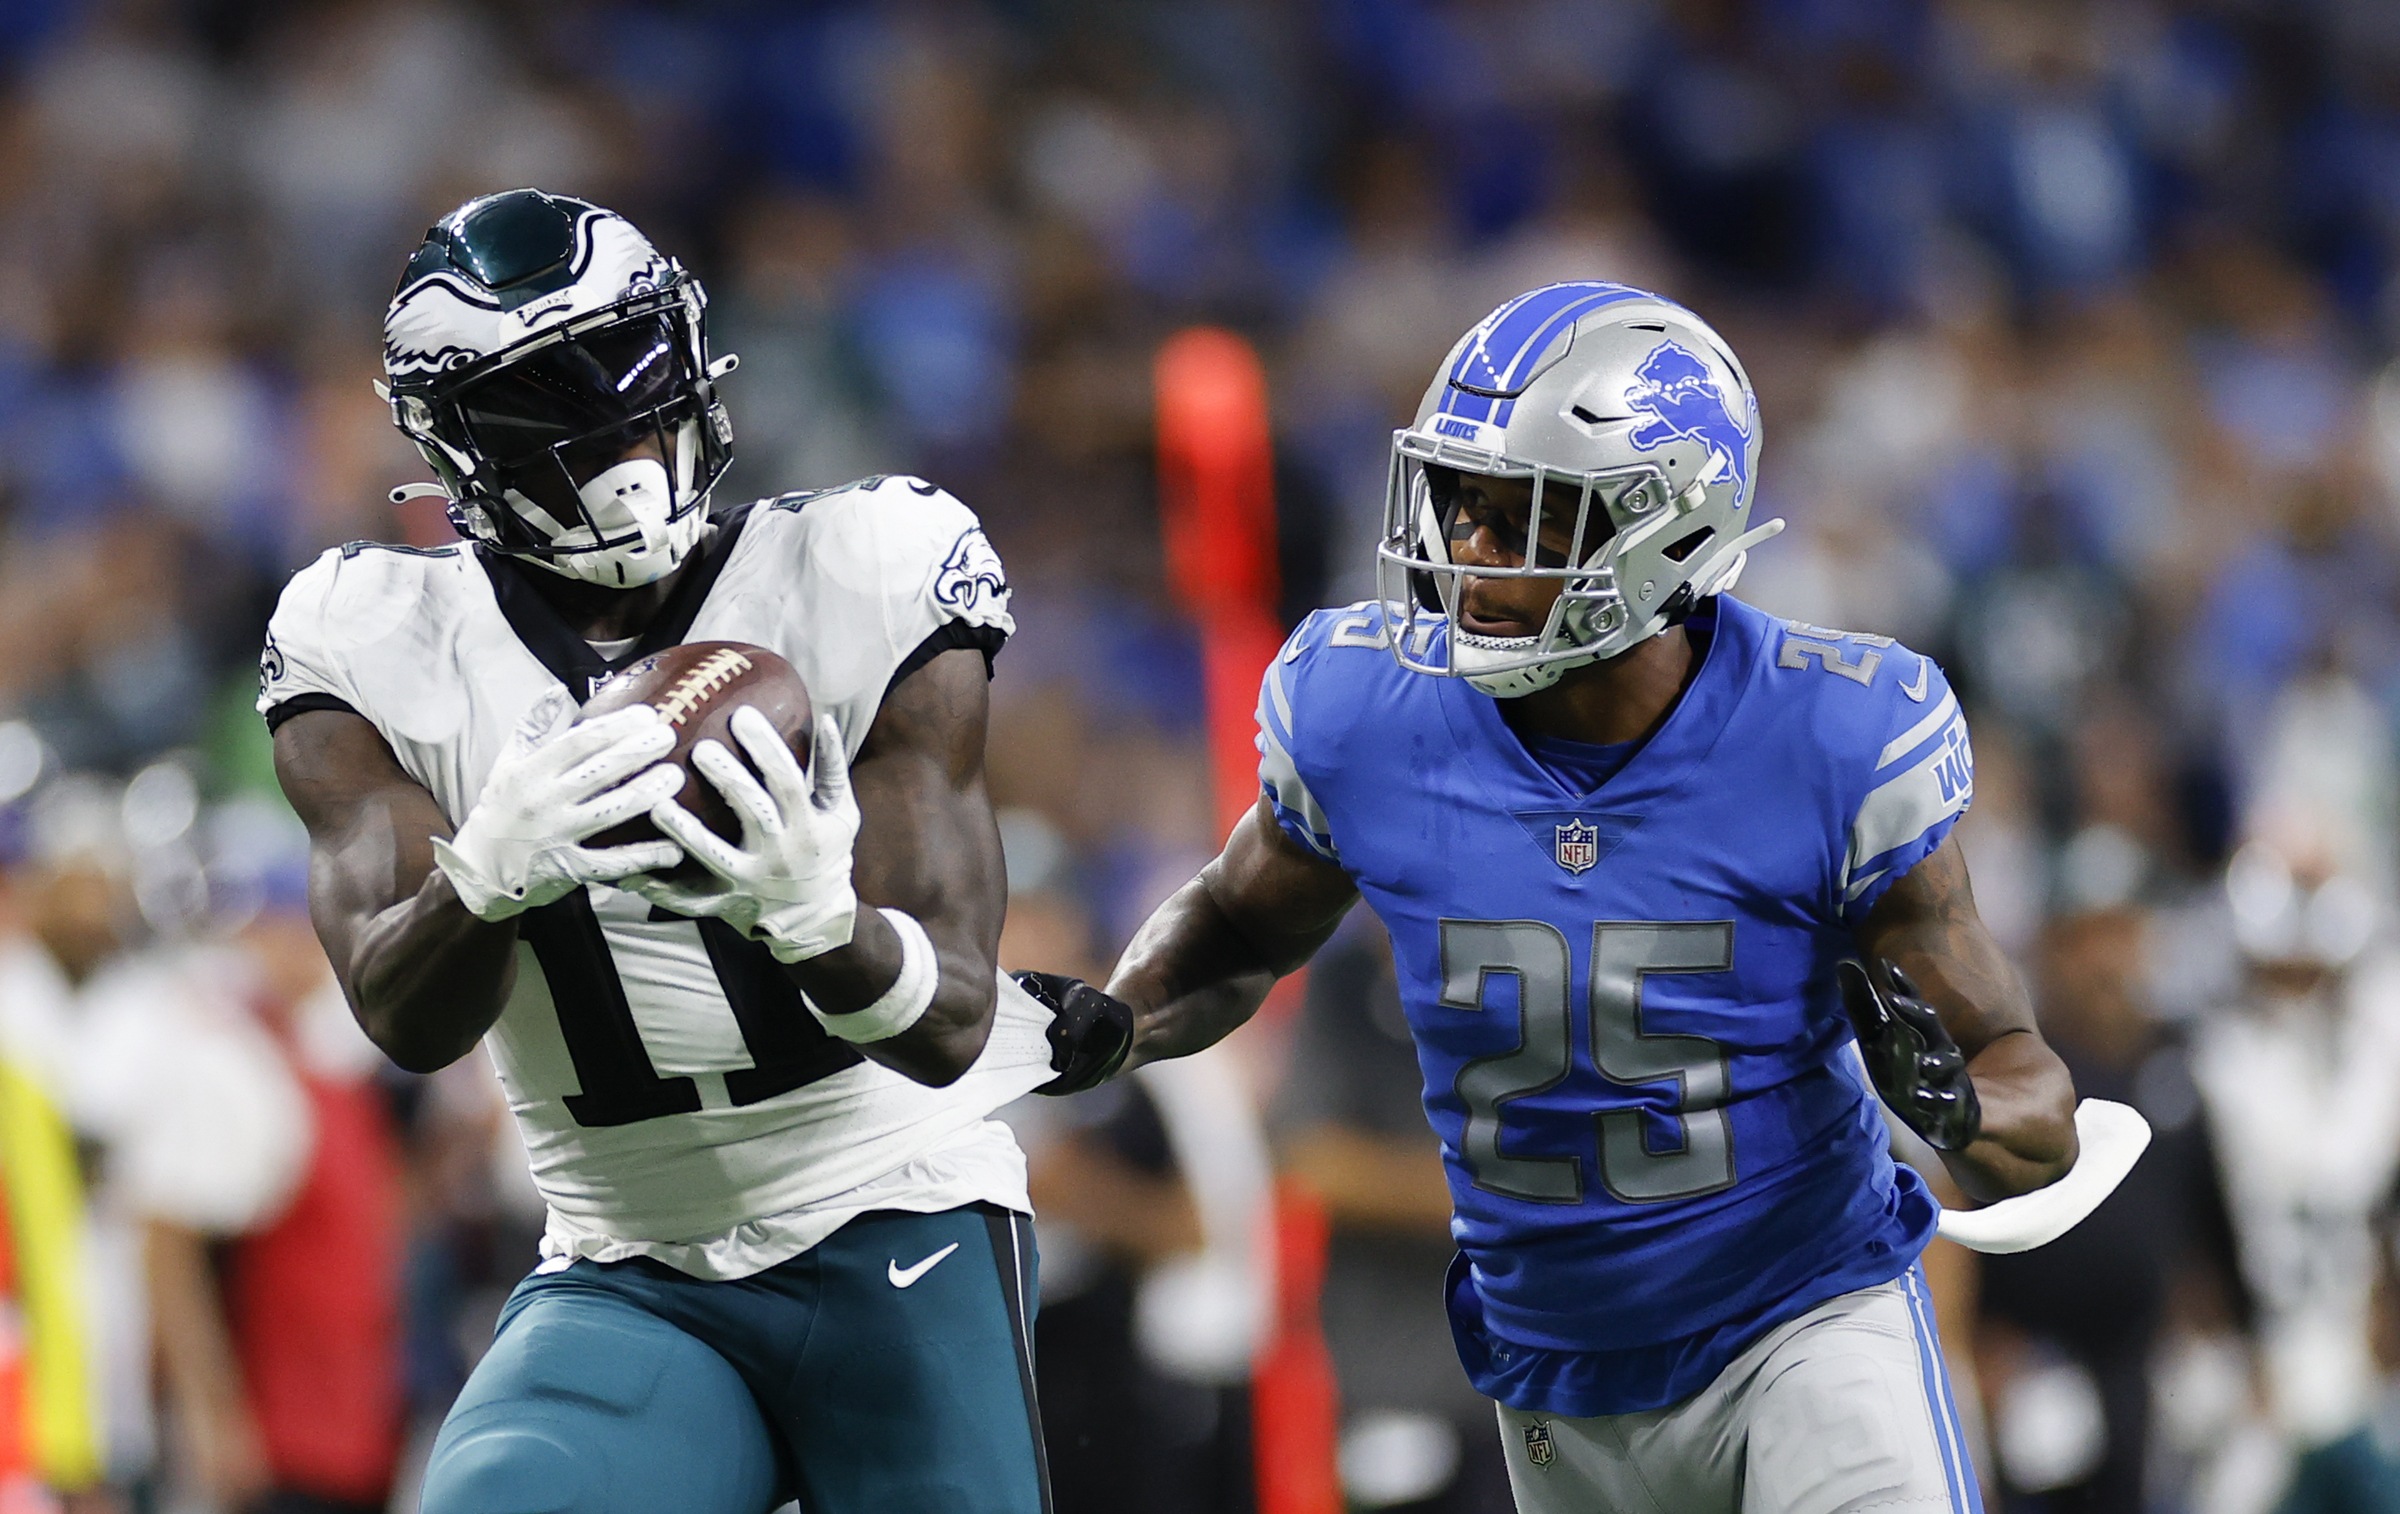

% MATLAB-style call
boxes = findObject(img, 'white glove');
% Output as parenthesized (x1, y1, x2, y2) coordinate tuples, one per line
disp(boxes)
(627, 707, 861, 962)
(432, 706, 686, 921)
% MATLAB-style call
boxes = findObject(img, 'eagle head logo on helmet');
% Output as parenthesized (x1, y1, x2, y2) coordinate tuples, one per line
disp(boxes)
(380, 188, 738, 590)
(1376, 283, 1782, 699)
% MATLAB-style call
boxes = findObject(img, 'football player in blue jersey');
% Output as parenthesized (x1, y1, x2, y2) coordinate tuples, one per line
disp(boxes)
(1017, 284, 2083, 1512)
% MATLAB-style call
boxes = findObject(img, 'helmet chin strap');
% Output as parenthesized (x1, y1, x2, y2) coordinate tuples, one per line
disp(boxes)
(1456, 517, 1788, 699)
(528, 456, 704, 589)
(1458, 633, 1596, 698)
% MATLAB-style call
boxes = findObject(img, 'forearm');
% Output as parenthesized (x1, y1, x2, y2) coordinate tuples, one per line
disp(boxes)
(1857, 836, 2078, 1203)
(780, 903, 997, 1087)
(146, 1220, 237, 1411)
(1888, 922, 2078, 1201)
(1945, 1028, 2079, 1203)
(763, 652, 1006, 1085)
(1109, 872, 1289, 1070)
(347, 867, 519, 1073)
(281, 711, 529, 1074)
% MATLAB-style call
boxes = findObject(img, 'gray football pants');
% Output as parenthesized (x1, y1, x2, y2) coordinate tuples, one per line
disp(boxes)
(1495, 1268, 1980, 1514)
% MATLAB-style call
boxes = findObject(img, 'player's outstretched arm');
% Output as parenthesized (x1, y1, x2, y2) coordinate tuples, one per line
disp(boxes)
(1854, 834, 2079, 1204)
(771, 648, 1011, 1087)
(274, 709, 523, 1073)
(1108, 797, 1359, 1071)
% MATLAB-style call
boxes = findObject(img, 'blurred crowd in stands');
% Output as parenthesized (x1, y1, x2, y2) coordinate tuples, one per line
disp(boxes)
(4, 0, 2400, 1510)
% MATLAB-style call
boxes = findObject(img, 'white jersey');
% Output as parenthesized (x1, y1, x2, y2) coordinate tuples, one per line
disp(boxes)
(2192, 953, 2400, 1440)
(258, 476, 1055, 1278)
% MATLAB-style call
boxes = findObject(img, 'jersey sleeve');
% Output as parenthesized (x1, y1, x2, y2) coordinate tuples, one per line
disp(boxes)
(1255, 612, 1343, 865)
(797, 475, 1015, 683)
(1837, 649, 1973, 926)
(255, 548, 361, 732)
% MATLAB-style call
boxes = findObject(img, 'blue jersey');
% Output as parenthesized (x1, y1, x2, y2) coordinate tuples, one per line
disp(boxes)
(1256, 595, 1970, 1415)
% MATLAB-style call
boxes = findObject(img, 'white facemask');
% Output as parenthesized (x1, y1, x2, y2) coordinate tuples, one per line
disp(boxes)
(527, 455, 706, 588)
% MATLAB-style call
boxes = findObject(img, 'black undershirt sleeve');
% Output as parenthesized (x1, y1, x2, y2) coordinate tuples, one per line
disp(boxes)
(263, 691, 362, 734)
(886, 621, 1007, 698)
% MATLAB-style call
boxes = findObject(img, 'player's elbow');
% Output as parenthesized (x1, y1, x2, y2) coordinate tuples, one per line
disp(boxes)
(363, 1012, 479, 1076)
(367, 1023, 475, 1076)
(350, 985, 482, 1075)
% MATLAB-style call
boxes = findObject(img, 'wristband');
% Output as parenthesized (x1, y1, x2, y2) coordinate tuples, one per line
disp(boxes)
(807, 908, 937, 1044)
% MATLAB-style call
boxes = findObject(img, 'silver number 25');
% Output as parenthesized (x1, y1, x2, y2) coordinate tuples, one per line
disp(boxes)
(1441, 919, 1736, 1205)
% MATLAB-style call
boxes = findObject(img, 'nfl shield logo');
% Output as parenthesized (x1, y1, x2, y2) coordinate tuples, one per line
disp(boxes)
(1554, 820, 1599, 874)
(1524, 1420, 1555, 1468)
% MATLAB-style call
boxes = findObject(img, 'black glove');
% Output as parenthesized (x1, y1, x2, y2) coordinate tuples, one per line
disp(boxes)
(1014, 970, 1135, 1096)
(1837, 958, 1981, 1151)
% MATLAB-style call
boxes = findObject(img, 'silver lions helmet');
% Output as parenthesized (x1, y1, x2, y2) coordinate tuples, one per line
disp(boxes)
(381, 189, 736, 588)
(1377, 283, 1782, 697)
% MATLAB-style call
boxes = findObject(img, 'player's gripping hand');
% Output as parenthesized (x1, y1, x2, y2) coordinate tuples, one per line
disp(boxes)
(627, 707, 861, 963)
(1013, 971, 1134, 1095)
(1838, 958, 1982, 1151)
(431, 707, 687, 922)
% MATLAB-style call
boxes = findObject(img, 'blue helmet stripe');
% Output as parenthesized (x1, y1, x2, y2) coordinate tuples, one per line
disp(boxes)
(1478, 286, 1651, 427)
(1439, 385, 1498, 423)
(1441, 283, 1649, 427)
(1439, 290, 1564, 420)
(1445, 288, 1558, 389)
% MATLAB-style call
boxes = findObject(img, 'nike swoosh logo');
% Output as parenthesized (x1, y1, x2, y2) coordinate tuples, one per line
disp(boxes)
(888, 1242, 961, 1289)
(1900, 656, 1930, 703)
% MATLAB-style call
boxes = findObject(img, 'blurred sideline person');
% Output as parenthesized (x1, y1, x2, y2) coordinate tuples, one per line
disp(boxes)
(996, 811, 1264, 1514)
(143, 858, 408, 1514)
(2193, 837, 2400, 1512)
(261, 191, 1129, 1514)
(1, 778, 195, 1512)
(1973, 906, 2243, 1511)
(0, 790, 111, 1511)
(1274, 913, 1513, 1513)
(1018, 284, 2083, 1513)
(0, 777, 375, 1513)
(73, 903, 304, 1512)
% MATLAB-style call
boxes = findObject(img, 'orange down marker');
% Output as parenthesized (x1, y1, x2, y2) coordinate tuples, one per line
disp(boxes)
(1154, 327, 1342, 1514)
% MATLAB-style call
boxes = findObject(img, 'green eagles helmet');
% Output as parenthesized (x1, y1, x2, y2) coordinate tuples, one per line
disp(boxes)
(381, 188, 736, 588)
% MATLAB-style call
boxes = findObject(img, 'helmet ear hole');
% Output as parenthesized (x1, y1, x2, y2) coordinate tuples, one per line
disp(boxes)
(1661, 526, 1714, 563)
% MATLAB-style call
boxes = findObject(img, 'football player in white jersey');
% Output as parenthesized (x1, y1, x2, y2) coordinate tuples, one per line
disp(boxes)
(261, 189, 1129, 1514)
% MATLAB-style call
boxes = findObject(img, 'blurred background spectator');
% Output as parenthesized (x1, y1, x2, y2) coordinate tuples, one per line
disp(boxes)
(1275, 913, 1514, 1514)
(12, 0, 2400, 1509)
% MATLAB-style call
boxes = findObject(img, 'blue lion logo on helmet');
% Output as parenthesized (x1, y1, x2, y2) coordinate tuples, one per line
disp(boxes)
(1625, 342, 1751, 493)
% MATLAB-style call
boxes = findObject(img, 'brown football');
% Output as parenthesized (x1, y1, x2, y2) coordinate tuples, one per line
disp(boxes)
(581, 640, 813, 888)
